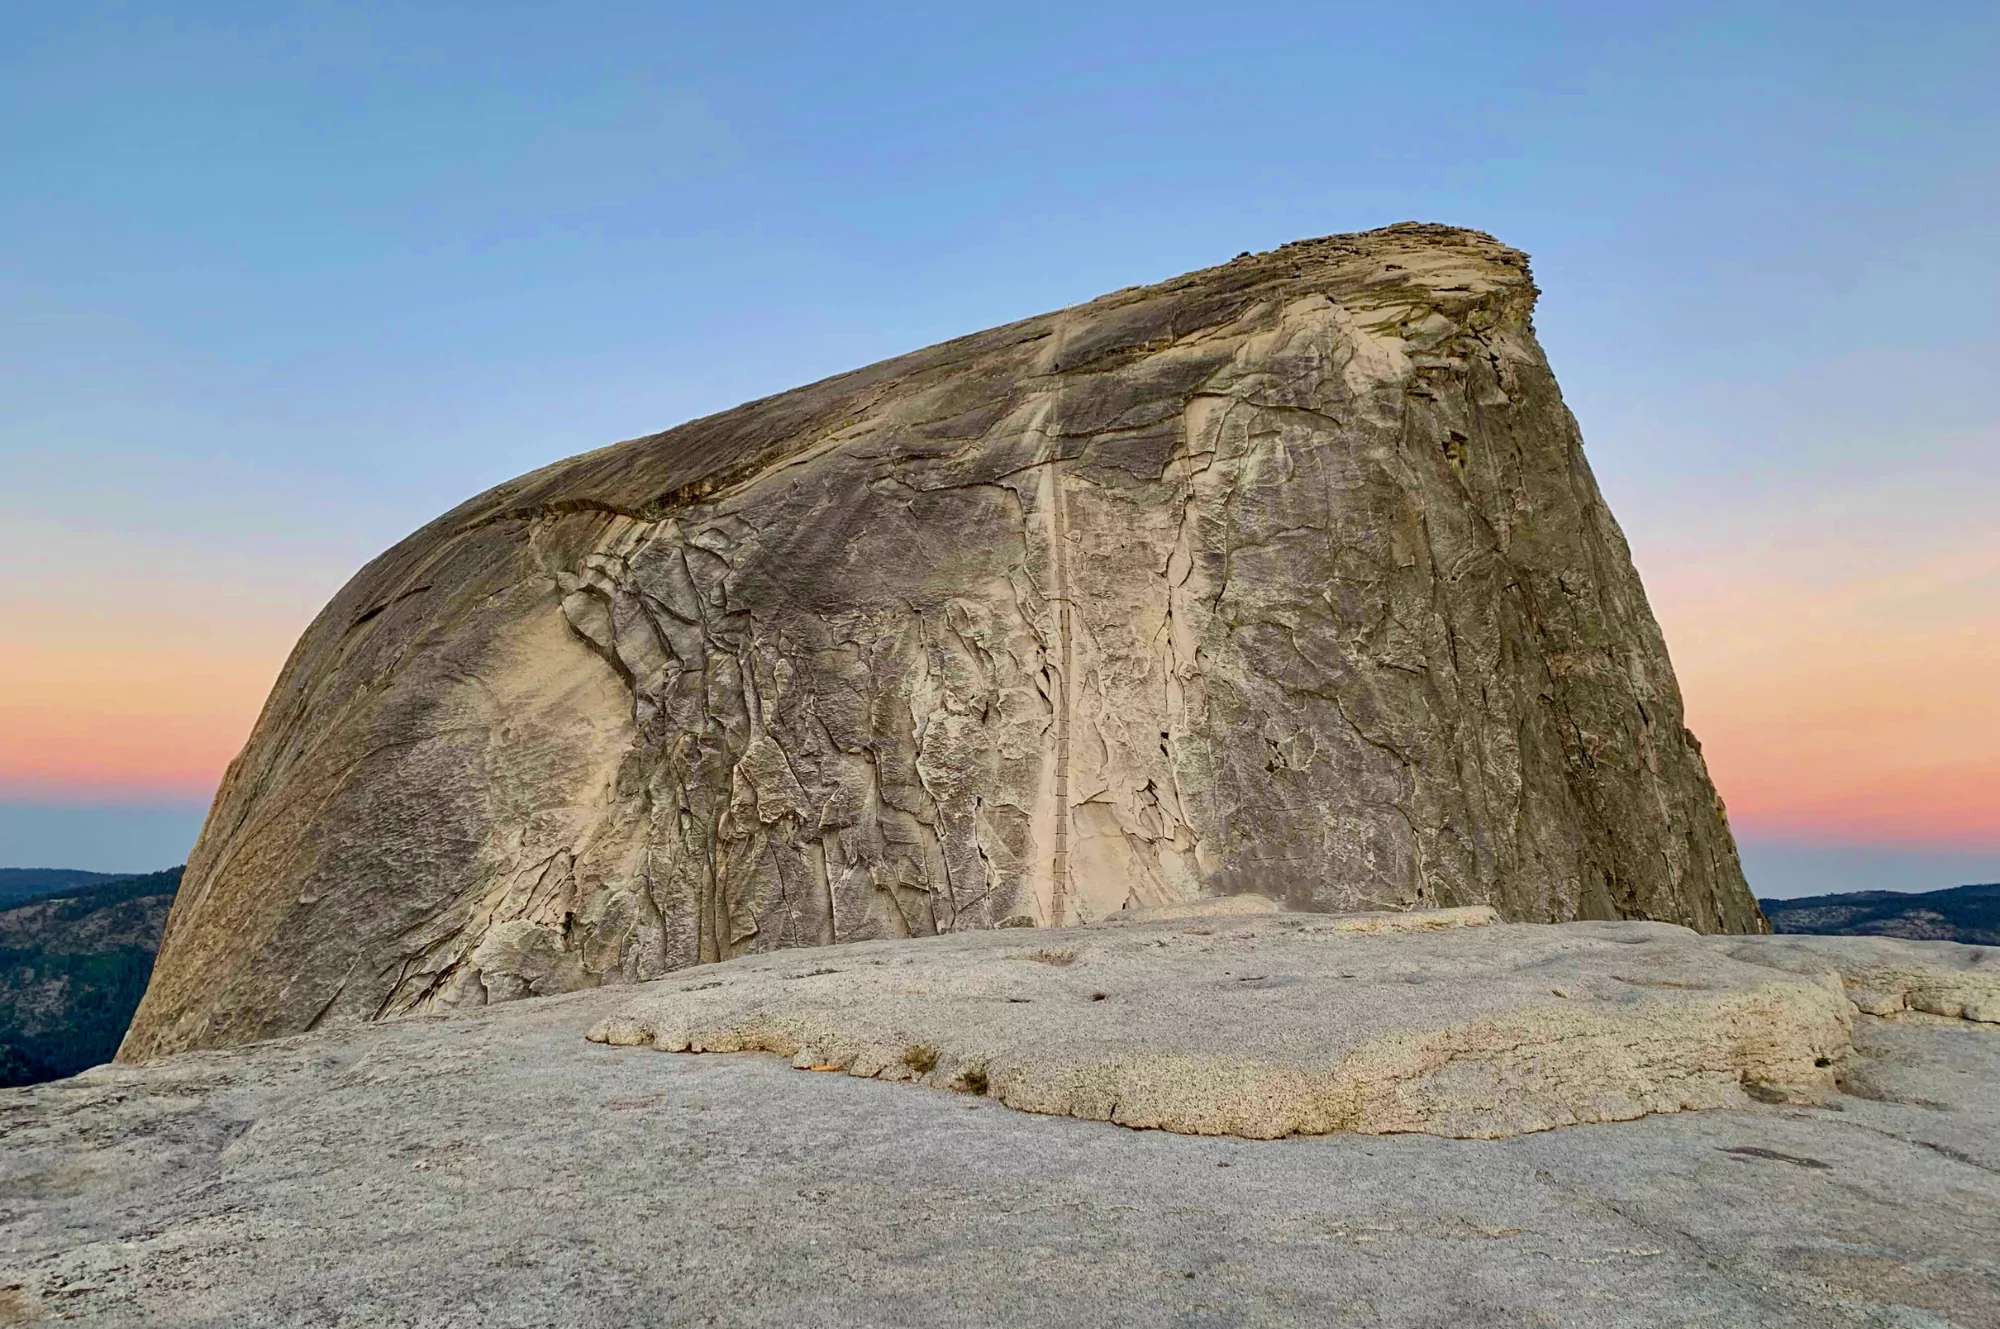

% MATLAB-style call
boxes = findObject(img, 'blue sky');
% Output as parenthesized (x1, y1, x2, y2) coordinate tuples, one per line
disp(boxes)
(3, 1, 1997, 895)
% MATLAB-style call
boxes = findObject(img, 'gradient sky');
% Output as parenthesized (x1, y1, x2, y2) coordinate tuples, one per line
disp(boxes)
(3, 2, 1996, 895)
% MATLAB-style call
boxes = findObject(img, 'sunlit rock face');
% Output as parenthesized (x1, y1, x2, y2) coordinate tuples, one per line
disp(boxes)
(122, 223, 1763, 1061)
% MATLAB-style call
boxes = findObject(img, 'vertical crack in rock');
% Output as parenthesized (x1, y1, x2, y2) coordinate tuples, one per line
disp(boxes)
(121, 224, 1768, 1061)
(1045, 338, 1077, 929)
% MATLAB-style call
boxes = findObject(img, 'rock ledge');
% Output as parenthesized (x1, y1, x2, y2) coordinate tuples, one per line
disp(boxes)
(589, 908, 1997, 1139)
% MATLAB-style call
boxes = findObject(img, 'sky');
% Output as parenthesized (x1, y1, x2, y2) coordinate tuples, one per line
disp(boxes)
(2, 1, 1996, 897)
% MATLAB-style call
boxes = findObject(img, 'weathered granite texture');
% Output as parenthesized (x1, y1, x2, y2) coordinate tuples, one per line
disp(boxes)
(123, 223, 1761, 1061)
(585, 908, 1892, 1141)
(13, 922, 1998, 1327)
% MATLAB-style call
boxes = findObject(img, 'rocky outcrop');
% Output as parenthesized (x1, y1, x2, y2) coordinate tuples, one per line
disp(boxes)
(122, 223, 1760, 1062)
(587, 908, 1912, 1140)
(587, 910, 1999, 1141)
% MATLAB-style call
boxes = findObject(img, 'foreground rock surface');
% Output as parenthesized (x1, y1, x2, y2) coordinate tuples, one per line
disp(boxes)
(589, 909, 1883, 1139)
(128, 223, 1759, 1062)
(9, 925, 1997, 1327)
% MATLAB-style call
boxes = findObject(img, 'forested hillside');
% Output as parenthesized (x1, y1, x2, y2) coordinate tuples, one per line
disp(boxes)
(0, 867, 182, 1087)
(0, 868, 131, 910)
(1761, 882, 1999, 946)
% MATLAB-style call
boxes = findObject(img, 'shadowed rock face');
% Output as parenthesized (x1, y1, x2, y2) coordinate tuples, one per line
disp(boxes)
(122, 223, 1762, 1062)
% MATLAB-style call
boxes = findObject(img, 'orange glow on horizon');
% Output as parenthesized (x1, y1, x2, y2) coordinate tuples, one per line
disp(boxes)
(1647, 526, 2000, 849)
(4, 531, 1995, 855)
(0, 618, 290, 803)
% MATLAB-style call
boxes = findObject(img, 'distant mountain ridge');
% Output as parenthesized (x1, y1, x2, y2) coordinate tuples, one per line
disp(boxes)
(1762, 882, 1999, 947)
(0, 868, 134, 910)
(0, 866, 182, 1087)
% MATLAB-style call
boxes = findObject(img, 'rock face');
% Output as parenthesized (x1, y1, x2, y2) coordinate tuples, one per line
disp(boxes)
(122, 223, 1760, 1062)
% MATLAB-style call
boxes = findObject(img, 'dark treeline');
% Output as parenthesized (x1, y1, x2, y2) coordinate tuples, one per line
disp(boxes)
(0, 866, 183, 1087)
(0, 867, 132, 910)
(1761, 882, 1997, 946)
